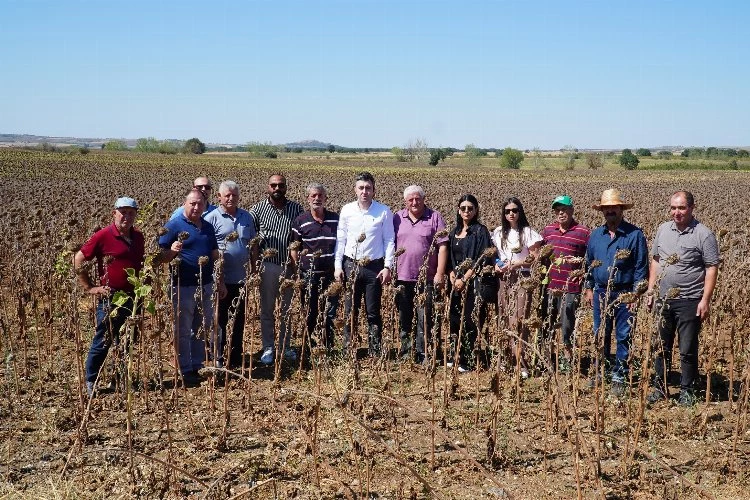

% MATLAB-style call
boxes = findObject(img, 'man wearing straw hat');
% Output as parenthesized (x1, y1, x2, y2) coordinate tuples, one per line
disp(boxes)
(584, 189, 648, 397)
(645, 190, 719, 406)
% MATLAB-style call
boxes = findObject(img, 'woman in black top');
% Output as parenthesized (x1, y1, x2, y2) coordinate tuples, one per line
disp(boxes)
(448, 194, 497, 371)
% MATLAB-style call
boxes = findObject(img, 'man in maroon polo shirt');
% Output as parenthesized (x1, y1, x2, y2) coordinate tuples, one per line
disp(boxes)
(74, 197, 145, 396)
(393, 185, 449, 363)
(540, 195, 590, 372)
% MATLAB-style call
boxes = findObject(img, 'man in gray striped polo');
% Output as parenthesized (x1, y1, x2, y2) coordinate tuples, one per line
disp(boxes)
(250, 174, 303, 365)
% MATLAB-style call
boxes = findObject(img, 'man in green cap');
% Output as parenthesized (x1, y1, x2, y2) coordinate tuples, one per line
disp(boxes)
(540, 195, 590, 371)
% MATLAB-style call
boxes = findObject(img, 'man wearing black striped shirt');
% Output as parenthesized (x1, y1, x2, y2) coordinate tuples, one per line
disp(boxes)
(249, 174, 303, 365)
(290, 183, 339, 350)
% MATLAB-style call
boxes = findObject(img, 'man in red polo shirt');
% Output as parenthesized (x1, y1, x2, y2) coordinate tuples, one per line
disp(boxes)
(74, 197, 145, 397)
(541, 195, 590, 372)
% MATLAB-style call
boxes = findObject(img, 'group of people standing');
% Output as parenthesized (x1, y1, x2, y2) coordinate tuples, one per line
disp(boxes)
(74, 172, 718, 407)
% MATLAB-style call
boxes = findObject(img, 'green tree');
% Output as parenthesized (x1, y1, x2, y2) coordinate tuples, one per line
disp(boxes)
(562, 145, 577, 170)
(635, 148, 652, 156)
(104, 140, 128, 151)
(464, 143, 482, 165)
(183, 138, 206, 154)
(327, 144, 335, 153)
(246, 141, 278, 157)
(499, 147, 524, 169)
(618, 149, 639, 170)
(428, 148, 448, 166)
(656, 150, 673, 159)
(391, 146, 407, 162)
(135, 137, 160, 152)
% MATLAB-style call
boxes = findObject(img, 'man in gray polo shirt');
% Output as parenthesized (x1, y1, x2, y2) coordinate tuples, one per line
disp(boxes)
(205, 180, 255, 370)
(646, 190, 719, 406)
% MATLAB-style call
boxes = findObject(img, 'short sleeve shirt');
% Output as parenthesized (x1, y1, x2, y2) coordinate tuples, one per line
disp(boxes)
(291, 209, 339, 274)
(393, 207, 448, 282)
(541, 221, 590, 293)
(652, 219, 719, 300)
(204, 207, 255, 284)
(159, 215, 219, 286)
(492, 226, 543, 269)
(80, 223, 145, 292)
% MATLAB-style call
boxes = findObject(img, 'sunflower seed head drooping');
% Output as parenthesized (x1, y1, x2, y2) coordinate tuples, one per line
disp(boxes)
(394, 247, 406, 258)
(589, 260, 602, 269)
(226, 231, 239, 243)
(539, 244, 554, 259)
(262, 248, 278, 259)
(300, 248, 309, 256)
(633, 279, 649, 295)
(567, 256, 584, 265)
(326, 281, 343, 296)
(198, 256, 209, 266)
(435, 229, 449, 238)
(665, 253, 679, 265)
(482, 247, 497, 258)
(666, 287, 681, 299)
(614, 249, 631, 260)
(510, 246, 522, 254)
(618, 292, 639, 304)
(178, 231, 190, 242)
(288, 241, 301, 251)
(357, 256, 372, 266)
(569, 269, 585, 279)
(357, 233, 367, 243)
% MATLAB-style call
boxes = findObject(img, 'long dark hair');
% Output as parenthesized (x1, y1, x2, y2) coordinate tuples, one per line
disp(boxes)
(454, 194, 480, 232)
(500, 196, 530, 249)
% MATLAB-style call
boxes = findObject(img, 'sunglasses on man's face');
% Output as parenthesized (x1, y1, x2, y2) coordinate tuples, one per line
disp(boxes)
(459, 205, 475, 212)
(270, 183, 286, 188)
(504, 208, 519, 214)
(194, 184, 212, 190)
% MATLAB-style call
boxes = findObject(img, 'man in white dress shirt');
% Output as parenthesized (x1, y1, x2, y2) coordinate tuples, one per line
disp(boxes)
(334, 172, 395, 357)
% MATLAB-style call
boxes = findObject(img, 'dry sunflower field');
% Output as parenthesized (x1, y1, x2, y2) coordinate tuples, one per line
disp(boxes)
(1, 149, 750, 499)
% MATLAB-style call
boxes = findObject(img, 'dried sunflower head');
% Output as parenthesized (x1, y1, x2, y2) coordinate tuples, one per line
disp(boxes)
(288, 241, 301, 251)
(539, 244, 554, 259)
(357, 256, 371, 266)
(589, 260, 602, 269)
(357, 233, 367, 243)
(394, 247, 406, 257)
(614, 249, 631, 260)
(435, 229, 449, 239)
(618, 292, 639, 304)
(198, 256, 209, 266)
(226, 231, 239, 243)
(262, 248, 278, 259)
(633, 280, 649, 295)
(326, 281, 343, 296)
(178, 231, 190, 242)
(666, 287, 681, 299)
(665, 253, 679, 265)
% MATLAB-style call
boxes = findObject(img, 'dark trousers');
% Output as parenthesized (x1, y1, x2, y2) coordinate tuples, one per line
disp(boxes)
(342, 257, 384, 354)
(85, 295, 134, 384)
(218, 283, 246, 368)
(449, 282, 490, 368)
(653, 298, 702, 393)
(396, 280, 435, 360)
(541, 287, 581, 349)
(300, 272, 339, 348)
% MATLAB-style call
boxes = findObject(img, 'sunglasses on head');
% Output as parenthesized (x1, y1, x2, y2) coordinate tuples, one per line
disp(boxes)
(459, 205, 475, 212)
(194, 184, 212, 190)
(270, 182, 286, 188)
(504, 208, 519, 214)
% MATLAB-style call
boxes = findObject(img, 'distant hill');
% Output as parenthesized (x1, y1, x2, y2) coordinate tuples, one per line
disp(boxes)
(283, 139, 332, 150)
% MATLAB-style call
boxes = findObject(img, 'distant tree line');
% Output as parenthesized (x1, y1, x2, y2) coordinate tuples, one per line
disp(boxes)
(680, 147, 749, 159)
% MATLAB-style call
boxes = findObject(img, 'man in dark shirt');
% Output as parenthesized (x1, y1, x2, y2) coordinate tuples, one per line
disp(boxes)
(290, 183, 339, 351)
(74, 197, 145, 397)
(584, 189, 648, 397)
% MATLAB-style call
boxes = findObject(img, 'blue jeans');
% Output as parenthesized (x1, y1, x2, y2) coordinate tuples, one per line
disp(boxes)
(592, 288, 634, 383)
(172, 284, 214, 375)
(85, 295, 133, 384)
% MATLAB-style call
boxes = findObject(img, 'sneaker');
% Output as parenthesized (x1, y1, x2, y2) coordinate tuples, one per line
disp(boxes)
(458, 365, 471, 373)
(610, 381, 627, 398)
(86, 381, 95, 397)
(646, 389, 666, 404)
(678, 390, 698, 407)
(520, 369, 529, 380)
(446, 361, 454, 368)
(284, 348, 298, 362)
(260, 347, 275, 365)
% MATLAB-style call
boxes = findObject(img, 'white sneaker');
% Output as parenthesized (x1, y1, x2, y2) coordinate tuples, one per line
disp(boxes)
(86, 381, 95, 397)
(458, 365, 470, 373)
(284, 348, 298, 362)
(446, 361, 454, 368)
(260, 347, 275, 365)
(520, 369, 529, 380)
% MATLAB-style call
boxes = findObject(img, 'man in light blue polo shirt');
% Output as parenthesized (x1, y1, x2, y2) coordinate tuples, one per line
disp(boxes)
(205, 181, 255, 370)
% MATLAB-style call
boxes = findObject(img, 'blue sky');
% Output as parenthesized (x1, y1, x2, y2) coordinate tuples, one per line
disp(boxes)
(1, 0, 747, 149)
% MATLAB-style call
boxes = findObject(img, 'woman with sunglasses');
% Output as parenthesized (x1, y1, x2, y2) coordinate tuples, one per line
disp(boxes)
(493, 196, 543, 378)
(447, 194, 497, 372)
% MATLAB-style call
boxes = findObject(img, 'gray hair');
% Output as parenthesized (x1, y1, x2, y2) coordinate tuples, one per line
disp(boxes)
(219, 180, 240, 193)
(403, 184, 425, 199)
(306, 182, 328, 196)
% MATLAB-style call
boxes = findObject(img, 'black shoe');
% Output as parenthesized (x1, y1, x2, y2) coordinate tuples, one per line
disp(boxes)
(646, 389, 666, 404)
(678, 390, 698, 407)
(180, 372, 202, 387)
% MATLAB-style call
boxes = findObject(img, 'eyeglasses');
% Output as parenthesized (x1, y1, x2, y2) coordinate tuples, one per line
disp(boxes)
(270, 183, 286, 188)
(459, 205, 475, 212)
(504, 208, 519, 214)
(194, 184, 212, 190)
